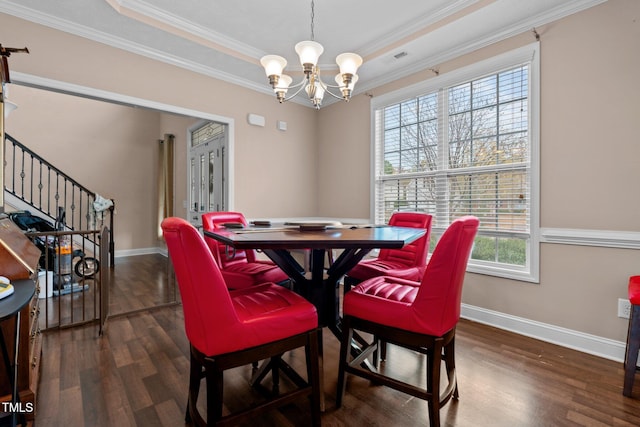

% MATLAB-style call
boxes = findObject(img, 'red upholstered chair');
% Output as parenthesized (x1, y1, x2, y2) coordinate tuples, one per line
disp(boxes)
(336, 216, 479, 427)
(624, 275, 640, 397)
(161, 217, 321, 426)
(202, 211, 289, 289)
(343, 211, 432, 362)
(343, 211, 433, 292)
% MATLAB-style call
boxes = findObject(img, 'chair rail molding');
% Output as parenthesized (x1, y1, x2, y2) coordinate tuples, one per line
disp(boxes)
(540, 227, 640, 250)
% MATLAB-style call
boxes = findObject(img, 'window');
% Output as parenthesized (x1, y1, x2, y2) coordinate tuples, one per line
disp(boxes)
(372, 44, 539, 282)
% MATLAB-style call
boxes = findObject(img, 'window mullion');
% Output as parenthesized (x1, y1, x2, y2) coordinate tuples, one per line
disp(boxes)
(436, 88, 449, 228)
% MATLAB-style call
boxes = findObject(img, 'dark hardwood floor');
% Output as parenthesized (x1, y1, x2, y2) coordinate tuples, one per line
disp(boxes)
(34, 254, 640, 426)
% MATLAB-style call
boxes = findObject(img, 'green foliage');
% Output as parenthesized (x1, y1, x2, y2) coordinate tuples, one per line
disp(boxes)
(471, 235, 526, 266)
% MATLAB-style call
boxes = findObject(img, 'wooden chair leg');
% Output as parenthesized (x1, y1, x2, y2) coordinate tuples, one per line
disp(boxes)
(624, 305, 640, 397)
(443, 337, 458, 400)
(271, 355, 280, 395)
(336, 317, 354, 408)
(205, 362, 224, 425)
(186, 350, 202, 423)
(426, 339, 444, 427)
(306, 329, 322, 427)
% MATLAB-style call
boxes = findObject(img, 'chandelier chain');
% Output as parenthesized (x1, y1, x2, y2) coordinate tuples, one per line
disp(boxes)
(310, 0, 315, 41)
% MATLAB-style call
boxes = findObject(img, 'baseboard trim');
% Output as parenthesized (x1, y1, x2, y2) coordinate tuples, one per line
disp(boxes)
(114, 247, 166, 258)
(461, 303, 626, 363)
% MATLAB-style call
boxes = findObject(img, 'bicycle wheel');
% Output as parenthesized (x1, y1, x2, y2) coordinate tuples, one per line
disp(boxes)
(74, 257, 100, 278)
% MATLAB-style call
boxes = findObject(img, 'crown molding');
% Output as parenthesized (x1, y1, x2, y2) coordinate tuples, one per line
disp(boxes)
(0, 0, 607, 109)
(357, 0, 478, 57)
(0, 2, 271, 94)
(104, 0, 265, 60)
(355, 0, 606, 94)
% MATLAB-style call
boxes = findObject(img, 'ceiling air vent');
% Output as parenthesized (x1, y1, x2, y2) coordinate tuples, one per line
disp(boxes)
(393, 51, 408, 60)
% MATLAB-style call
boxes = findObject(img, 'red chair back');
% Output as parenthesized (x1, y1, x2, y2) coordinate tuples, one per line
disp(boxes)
(202, 211, 257, 266)
(161, 217, 239, 355)
(378, 211, 432, 268)
(412, 216, 479, 336)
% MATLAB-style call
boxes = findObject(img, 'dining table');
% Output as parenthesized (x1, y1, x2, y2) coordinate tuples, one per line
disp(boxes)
(204, 220, 426, 410)
(204, 221, 427, 338)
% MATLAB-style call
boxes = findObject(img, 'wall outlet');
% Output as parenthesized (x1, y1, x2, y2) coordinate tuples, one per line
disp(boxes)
(618, 298, 632, 319)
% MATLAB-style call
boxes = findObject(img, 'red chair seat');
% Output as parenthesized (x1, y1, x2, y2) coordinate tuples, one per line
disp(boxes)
(343, 275, 426, 332)
(344, 211, 432, 290)
(228, 283, 318, 354)
(202, 211, 289, 289)
(222, 261, 289, 290)
(348, 258, 424, 282)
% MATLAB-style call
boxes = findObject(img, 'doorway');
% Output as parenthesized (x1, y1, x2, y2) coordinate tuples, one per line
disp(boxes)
(187, 121, 229, 227)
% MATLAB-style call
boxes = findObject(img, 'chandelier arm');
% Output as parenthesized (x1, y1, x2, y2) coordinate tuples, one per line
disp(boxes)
(288, 78, 308, 90)
(281, 82, 309, 103)
(322, 87, 346, 101)
(316, 78, 345, 100)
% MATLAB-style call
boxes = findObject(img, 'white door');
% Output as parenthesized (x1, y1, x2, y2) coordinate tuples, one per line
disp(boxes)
(188, 122, 227, 227)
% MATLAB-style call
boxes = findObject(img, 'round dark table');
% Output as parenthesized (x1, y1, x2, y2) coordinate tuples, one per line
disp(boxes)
(0, 279, 35, 427)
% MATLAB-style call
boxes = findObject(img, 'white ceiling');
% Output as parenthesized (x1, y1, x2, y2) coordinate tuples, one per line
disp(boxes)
(1, 0, 605, 107)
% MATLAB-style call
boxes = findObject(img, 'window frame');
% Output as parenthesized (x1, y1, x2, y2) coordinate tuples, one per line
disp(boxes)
(370, 43, 540, 283)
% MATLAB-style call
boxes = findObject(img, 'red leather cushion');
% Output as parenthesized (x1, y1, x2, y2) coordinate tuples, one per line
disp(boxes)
(629, 276, 640, 305)
(347, 258, 423, 282)
(343, 275, 429, 333)
(202, 211, 256, 266)
(224, 283, 318, 354)
(202, 211, 288, 289)
(347, 212, 432, 283)
(222, 261, 289, 289)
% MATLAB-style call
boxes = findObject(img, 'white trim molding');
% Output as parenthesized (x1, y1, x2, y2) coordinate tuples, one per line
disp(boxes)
(540, 227, 640, 250)
(461, 304, 626, 363)
(115, 247, 167, 258)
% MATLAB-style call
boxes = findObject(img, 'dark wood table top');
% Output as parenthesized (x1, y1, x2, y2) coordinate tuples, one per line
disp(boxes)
(204, 224, 426, 250)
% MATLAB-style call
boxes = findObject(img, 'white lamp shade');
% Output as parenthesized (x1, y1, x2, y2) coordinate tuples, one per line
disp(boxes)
(274, 75, 293, 93)
(335, 73, 359, 90)
(336, 52, 363, 76)
(260, 55, 287, 77)
(295, 41, 324, 66)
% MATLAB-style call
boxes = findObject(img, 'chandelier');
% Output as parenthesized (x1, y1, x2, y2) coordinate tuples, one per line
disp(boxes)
(260, 0, 363, 109)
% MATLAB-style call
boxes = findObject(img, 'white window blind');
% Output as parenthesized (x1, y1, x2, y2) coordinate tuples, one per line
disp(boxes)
(372, 44, 539, 282)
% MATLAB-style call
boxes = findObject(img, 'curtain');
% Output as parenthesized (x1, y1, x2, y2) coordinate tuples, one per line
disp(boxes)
(158, 133, 174, 237)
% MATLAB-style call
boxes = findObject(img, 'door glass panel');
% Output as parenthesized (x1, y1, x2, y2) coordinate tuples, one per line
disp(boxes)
(199, 154, 206, 211)
(190, 158, 196, 211)
(188, 121, 227, 226)
(209, 151, 216, 211)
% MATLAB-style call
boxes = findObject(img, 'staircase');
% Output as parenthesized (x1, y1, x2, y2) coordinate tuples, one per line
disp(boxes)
(3, 132, 115, 265)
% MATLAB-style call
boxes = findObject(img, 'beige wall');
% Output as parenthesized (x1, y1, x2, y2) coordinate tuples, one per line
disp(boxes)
(317, 0, 640, 343)
(2, 1, 639, 345)
(0, 12, 320, 239)
(5, 86, 163, 251)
